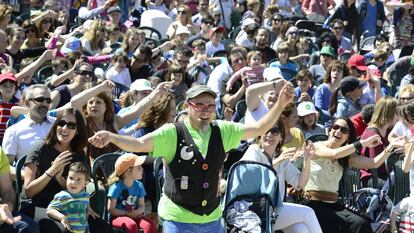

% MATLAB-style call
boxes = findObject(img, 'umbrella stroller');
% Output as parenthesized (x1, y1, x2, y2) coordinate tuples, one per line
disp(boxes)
(223, 161, 282, 233)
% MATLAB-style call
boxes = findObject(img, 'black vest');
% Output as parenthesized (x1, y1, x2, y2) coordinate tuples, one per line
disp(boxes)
(163, 121, 226, 215)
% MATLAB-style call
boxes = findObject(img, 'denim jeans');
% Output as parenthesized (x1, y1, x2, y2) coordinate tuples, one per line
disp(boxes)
(163, 218, 224, 233)
(0, 212, 39, 233)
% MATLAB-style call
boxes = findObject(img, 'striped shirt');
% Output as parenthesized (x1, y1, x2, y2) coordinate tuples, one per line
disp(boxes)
(48, 191, 90, 233)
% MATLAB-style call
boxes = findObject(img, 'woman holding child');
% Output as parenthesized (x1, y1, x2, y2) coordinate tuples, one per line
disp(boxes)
(20, 108, 113, 233)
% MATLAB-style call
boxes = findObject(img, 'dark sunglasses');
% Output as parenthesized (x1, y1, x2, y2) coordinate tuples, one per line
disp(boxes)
(178, 10, 186, 15)
(57, 120, 77, 129)
(333, 26, 343, 30)
(400, 96, 414, 102)
(267, 127, 281, 135)
(30, 97, 52, 104)
(76, 70, 93, 77)
(273, 17, 282, 22)
(133, 55, 146, 63)
(332, 124, 350, 134)
(24, 27, 36, 33)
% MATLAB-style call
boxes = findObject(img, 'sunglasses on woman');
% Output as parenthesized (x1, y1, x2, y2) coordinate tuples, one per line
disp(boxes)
(332, 124, 350, 134)
(267, 127, 281, 135)
(57, 120, 77, 130)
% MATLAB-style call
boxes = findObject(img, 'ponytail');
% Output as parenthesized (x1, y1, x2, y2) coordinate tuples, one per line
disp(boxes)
(107, 171, 121, 187)
(329, 88, 340, 116)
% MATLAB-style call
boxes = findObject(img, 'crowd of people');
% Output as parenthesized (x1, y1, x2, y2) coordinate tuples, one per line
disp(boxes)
(0, 0, 414, 232)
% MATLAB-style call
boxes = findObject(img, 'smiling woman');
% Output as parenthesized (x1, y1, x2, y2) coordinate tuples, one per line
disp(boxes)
(19, 108, 110, 233)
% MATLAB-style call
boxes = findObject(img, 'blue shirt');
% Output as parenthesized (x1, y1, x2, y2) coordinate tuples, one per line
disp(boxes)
(335, 96, 362, 118)
(313, 83, 332, 120)
(107, 180, 146, 216)
(295, 86, 316, 99)
(362, 2, 377, 37)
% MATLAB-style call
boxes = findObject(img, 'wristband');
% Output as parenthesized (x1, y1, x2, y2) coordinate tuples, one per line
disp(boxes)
(45, 171, 53, 178)
(353, 141, 363, 154)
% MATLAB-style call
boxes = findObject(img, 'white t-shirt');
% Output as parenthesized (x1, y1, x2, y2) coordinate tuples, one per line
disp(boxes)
(206, 41, 225, 57)
(390, 121, 412, 138)
(245, 100, 269, 124)
(394, 196, 414, 215)
(105, 67, 132, 87)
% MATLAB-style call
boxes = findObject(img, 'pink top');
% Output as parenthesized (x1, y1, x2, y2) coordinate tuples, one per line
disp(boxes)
(226, 66, 265, 89)
(302, 0, 335, 16)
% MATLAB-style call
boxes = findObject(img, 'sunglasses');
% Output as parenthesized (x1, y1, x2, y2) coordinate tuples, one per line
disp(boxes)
(187, 101, 216, 112)
(77, 70, 93, 77)
(267, 127, 281, 136)
(273, 18, 282, 22)
(24, 27, 36, 33)
(30, 97, 52, 104)
(332, 124, 350, 134)
(333, 26, 343, 30)
(400, 96, 414, 102)
(57, 120, 77, 130)
(178, 10, 186, 15)
(133, 55, 146, 63)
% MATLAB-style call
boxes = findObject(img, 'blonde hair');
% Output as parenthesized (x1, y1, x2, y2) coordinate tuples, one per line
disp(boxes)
(83, 20, 106, 51)
(399, 84, 414, 99)
(121, 27, 142, 53)
(369, 96, 398, 128)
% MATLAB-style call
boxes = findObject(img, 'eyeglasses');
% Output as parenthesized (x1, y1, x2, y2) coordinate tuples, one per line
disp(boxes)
(76, 70, 93, 77)
(273, 18, 282, 22)
(24, 27, 36, 33)
(332, 124, 350, 134)
(57, 120, 77, 130)
(400, 96, 414, 102)
(289, 32, 299, 36)
(267, 127, 281, 136)
(188, 101, 216, 112)
(133, 55, 146, 63)
(29, 97, 52, 104)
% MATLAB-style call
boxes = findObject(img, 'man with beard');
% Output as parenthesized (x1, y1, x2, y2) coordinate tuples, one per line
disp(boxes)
(254, 28, 276, 64)
(3, 84, 55, 164)
(89, 82, 295, 233)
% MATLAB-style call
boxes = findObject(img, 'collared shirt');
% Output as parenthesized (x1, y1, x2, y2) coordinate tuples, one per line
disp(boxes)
(2, 116, 55, 161)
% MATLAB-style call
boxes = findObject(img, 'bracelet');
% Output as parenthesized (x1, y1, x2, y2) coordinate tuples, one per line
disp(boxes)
(353, 141, 363, 153)
(45, 171, 53, 178)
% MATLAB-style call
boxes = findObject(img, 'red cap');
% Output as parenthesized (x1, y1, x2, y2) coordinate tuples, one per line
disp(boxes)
(348, 55, 368, 71)
(209, 26, 225, 37)
(0, 73, 17, 84)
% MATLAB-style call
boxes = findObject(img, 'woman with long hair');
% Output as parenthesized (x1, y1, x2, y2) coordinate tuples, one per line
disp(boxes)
(21, 108, 113, 233)
(21, 20, 43, 49)
(303, 117, 406, 232)
(166, 5, 197, 39)
(81, 19, 110, 56)
(241, 120, 323, 233)
(116, 27, 145, 58)
(314, 60, 349, 122)
(359, 96, 399, 188)
(280, 103, 304, 151)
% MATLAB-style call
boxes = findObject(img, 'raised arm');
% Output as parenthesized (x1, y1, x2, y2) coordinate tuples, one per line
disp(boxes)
(246, 79, 284, 112)
(116, 82, 173, 129)
(88, 130, 154, 153)
(15, 49, 55, 83)
(243, 82, 294, 139)
(348, 136, 406, 169)
(69, 80, 115, 111)
(313, 135, 383, 160)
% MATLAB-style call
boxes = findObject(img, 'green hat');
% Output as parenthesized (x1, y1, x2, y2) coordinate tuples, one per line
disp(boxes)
(320, 46, 335, 57)
(185, 85, 217, 100)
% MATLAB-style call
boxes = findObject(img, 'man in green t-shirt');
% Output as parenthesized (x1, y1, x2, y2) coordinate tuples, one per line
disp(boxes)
(89, 80, 294, 232)
(0, 148, 39, 233)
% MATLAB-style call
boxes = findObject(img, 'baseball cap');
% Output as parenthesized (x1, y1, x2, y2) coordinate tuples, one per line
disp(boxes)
(0, 73, 17, 84)
(297, 101, 318, 117)
(263, 67, 283, 81)
(176, 26, 191, 35)
(320, 46, 335, 57)
(209, 26, 225, 37)
(340, 76, 367, 95)
(130, 79, 153, 92)
(115, 153, 146, 176)
(61, 37, 81, 54)
(348, 55, 368, 71)
(186, 85, 216, 100)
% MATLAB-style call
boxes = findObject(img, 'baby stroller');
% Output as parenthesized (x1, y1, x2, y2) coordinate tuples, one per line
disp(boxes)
(223, 161, 281, 233)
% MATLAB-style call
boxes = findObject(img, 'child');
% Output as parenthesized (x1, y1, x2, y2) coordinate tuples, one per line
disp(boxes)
(116, 28, 144, 58)
(296, 37, 310, 68)
(294, 69, 315, 102)
(226, 50, 264, 91)
(105, 52, 132, 87)
(47, 162, 96, 233)
(107, 154, 156, 233)
(164, 63, 188, 103)
(0, 73, 19, 143)
(189, 39, 211, 84)
(297, 101, 325, 139)
(106, 24, 122, 50)
(205, 26, 225, 57)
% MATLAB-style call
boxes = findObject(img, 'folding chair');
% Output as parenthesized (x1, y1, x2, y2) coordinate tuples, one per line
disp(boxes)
(15, 155, 27, 209)
(338, 167, 361, 204)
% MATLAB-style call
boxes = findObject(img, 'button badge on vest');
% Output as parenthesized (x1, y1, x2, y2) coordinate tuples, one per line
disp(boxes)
(203, 182, 209, 189)
(202, 163, 209, 170)
(201, 200, 208, 207)
(180, 145, 194, 160)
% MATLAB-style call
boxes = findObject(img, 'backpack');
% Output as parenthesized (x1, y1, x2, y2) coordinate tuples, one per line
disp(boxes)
(346, 188, 393, 233)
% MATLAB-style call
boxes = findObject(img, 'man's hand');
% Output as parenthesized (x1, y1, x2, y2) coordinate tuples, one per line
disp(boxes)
(88, 131, 113, 148)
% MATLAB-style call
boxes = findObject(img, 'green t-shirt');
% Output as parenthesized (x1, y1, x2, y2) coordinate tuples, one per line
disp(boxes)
(0, 148, 10, 175)
(150, 120, 244, 223)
